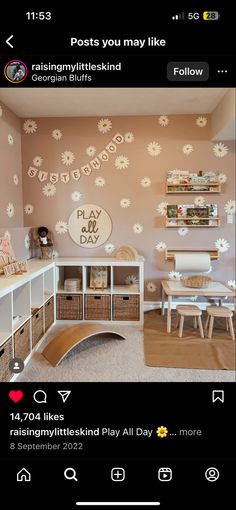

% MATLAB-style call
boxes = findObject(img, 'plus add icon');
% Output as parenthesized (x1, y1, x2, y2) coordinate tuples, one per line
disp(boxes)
(111, 467, 125, 482)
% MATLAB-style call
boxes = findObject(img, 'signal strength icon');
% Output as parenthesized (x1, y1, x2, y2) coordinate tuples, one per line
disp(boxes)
(172, 12, 185, 20)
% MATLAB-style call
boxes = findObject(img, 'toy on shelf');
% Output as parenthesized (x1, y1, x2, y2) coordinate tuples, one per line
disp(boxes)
(35, 226, 53, 259)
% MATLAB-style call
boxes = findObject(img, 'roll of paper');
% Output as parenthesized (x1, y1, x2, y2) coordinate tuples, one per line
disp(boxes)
(175, 252, 211, 272)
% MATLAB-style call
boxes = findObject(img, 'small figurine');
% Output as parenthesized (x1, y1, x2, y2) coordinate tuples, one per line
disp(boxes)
(36, 226, 53, 259)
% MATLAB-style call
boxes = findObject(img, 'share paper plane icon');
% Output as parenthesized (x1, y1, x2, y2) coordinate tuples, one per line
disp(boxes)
(57, 390, 71, 403)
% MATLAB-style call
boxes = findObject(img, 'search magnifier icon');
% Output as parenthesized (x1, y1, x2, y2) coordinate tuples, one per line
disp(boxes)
(64, 467, 78, 482)
(33, 390, 47, 404)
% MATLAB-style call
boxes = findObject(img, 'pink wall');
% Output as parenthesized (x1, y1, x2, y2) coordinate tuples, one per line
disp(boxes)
(0, 102, 23, 227)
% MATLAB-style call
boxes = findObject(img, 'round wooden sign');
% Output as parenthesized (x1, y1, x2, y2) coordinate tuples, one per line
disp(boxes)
(68, 204, 112, 248)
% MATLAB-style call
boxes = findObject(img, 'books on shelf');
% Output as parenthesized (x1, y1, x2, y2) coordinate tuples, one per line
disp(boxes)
(166, 171, 220, 190)
(166, 204, 218, 226)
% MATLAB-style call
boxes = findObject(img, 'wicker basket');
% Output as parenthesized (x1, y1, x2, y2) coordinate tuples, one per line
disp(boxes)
(14, 320, 30, 361)
(182, 275, 212, 288)
(45, 296, 55, 330)
(113, 295, 140, 321)
(0, 337, 13, 382)
(56, 294, 82, 320)
(32, 307, 44, 347)
(84, 295, 111, 320)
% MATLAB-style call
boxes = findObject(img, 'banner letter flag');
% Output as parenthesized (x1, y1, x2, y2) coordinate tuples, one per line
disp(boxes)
(81, 164, 92, 176)
(106, 142, 117, 153)
(113, 133, 124, 144)
(50, 173, 59, 184)
(71, 169, 81, 181)
(90, 158, 101, 170)
(98, 150, 109, 162)
(60, 173, 70, 183)
(27, 166, 38, 178)
(38, 171, 48, 182)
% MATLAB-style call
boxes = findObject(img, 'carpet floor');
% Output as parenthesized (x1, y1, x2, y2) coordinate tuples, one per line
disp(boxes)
(17, 310, 235, 382)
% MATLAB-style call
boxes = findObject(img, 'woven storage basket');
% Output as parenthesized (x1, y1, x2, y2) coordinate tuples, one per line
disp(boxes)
(45, 296, 55, 330)
(113, 295, 140, 321)
(182, 275, 212, 288)
(14, 320, 30, 361)
(84, 295, 111, 320)
(0, 337, 13, 382)
(32, 307, 44, 347)
(56, 294, 82, 320)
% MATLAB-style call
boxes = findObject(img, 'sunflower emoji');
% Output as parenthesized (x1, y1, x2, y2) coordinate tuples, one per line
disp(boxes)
(156, 426, 168, 438)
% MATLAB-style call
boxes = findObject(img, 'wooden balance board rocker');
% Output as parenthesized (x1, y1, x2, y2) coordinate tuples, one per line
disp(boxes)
(42, 324, 126, 367)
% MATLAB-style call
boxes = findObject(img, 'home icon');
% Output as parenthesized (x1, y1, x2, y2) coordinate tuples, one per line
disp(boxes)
(17, 468, 31, 482)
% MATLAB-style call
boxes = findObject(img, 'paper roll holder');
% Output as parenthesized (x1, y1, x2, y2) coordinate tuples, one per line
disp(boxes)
(165, 248, 219, 261)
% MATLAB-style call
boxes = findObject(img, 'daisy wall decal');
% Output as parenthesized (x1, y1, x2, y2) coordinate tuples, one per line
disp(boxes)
(218, 173, 227, 183)
(182, 144, 193, 155)
(115, 155, 129, 169)
(71, 191, 82, 202)
(105, 243, 115, 254)
(213, 142, 229, 158)
(43, 183, 56, 197)
(120, 198, 131, 208)
(95, 176, 105, 187)
(227, 280, 236, 289)
(224, 200, 236, 214)
(196, 116, 207, 127)
(124, 132, 134, 143)
(178, 227, 189, 236)
(24, 204, 34, 215)
(4, 231, 11, 240)
(52, 129, 62, 140)
(6, 202, 14, 218)
(194, 196, 205, 206)
(156, 201, 168, 215)
(168, 271, 182, 281)
(215, 238, 230, 253)
(158, 115, 169, 126)
(8, 134, 14, 145)
(133, 223, 143, 234)
(33, 156, 43, 167)
(155, 241, 167, 252)
(23, 119, 37, 134)
(97, 118, 112, 133)
(25, 234, 30, 249)
(86, 146, 96, 157)
(147, 141, 162, 156)
(13, 174, 19, 185)
(55, 221, 68, 234)
(61, 150, 75, 166)
(141, 177, 151, 187)
(146, 282, 157, 292)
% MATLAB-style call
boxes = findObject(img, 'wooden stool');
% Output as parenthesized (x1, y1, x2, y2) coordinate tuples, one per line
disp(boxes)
(205, 306, 235, 340)
(176, 305, 204, 338)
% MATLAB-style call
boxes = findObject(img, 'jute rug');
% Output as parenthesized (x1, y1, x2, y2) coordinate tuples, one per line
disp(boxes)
(144, 310, 235, 370)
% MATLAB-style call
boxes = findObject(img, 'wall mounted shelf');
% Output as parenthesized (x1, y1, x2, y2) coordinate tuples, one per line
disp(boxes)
(166, 217, 220, 227)
(166, 183, 221, 194)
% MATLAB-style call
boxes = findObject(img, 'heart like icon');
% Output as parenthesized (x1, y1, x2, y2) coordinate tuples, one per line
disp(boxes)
(8, 390, 23, 403)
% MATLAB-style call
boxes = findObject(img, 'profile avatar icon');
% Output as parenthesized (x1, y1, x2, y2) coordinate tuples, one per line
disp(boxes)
(4, 60, 28, 84)
(9, 357, 24, 373)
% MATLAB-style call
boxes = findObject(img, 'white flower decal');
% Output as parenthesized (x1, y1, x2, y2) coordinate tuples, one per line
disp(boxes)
(24, 204, 34, 215)
(71, 191, 82, 202)
(147, 141, 162, 156)
(215, 238, 230, 253)
(0, 105, 2, 117)
(147, 282, 157, 293)
(168, 271, 182, 281)
(55, 221, 68, 234)
(23, 119, 37, 134)
(125, 275, 139, 285)
(141, 177, 151, 188)
(158, 115, 169, 127)
(105, 243, 115, 254)
(182, 144, 193, 155)
(124, 132, 134, 143)
(13, 174, 19, 185)
(120, 198, 131, 208)
(156, 201, 168, 216)
(194, 196, 205, 206)
(86, 145, 96, 157)
(196, 116, 207, 127)
(115, 155, 129, 169)
(224, 200, 236, 214)
(95, 176, 105, 187)
(155, 241, 167, 252)
(97, 118, 112, 133)
(33, 156, 43, 167)
(43, 183, 56, 197)
(213, 142, 229, 158)
(227, 280, 236, 289)
(178, 227, 189, 236)
(52, 250, 59, 258)
(52, 129, 62, 140)
(133, 223, 143, 234)
(218, 173, 227, 184)
(6, 202, 14, 218)
(25, 234, 30, 249)
(8, 134, 14, 145)
(61, 150, 75, 166)
(4, 231, 11, 240)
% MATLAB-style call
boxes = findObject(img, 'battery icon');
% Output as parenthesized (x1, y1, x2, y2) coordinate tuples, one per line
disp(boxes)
(203, 11, 220, 20)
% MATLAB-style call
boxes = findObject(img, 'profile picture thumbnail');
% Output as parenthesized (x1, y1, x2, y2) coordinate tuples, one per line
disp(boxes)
(4, 60, 28, 84)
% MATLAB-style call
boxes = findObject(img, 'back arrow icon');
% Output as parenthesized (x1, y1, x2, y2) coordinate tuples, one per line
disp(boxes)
(6, 35, 14, 48)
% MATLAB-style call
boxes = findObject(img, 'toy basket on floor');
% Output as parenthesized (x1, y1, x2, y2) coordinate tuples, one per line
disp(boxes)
(182, 275, 212, 288)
